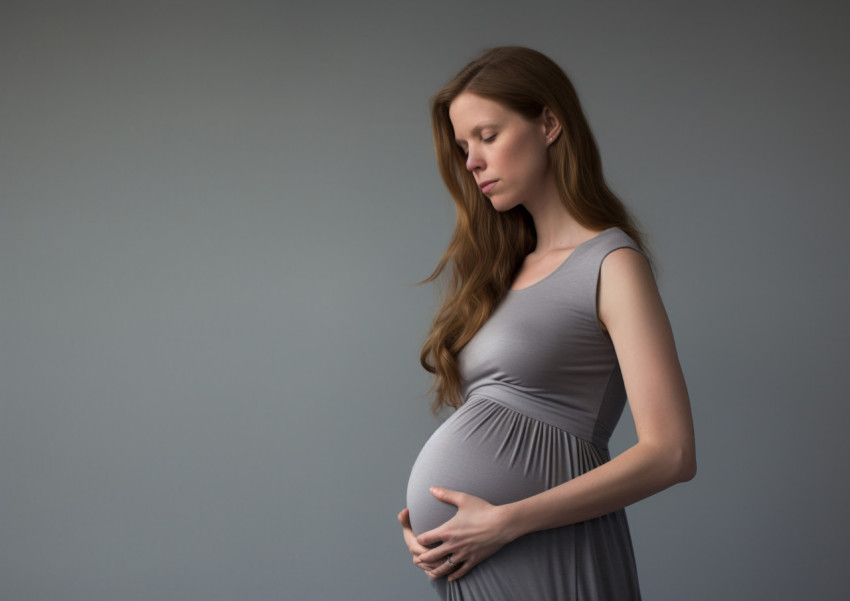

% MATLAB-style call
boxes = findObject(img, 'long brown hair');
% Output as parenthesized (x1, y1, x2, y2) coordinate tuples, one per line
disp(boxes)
(421, 46, 646, 413)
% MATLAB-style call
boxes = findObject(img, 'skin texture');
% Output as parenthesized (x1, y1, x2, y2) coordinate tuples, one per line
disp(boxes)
(449, 92, 558, 214)
(399, 94, 696, 583)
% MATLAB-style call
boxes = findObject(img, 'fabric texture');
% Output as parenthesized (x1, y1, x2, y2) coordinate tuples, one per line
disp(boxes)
(406, 227, 644, 600)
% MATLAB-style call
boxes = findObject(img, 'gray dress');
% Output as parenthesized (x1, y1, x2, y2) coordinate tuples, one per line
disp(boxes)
(406, 227, 643, 600)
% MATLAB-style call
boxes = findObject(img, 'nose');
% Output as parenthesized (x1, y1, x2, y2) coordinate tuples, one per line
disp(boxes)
(465, 148, 484, 172)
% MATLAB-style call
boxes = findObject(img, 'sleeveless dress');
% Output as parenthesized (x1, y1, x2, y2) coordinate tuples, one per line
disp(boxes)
(406, 227, 644, 600)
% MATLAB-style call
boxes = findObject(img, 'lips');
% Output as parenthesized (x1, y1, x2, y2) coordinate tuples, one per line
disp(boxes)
(478, 180, 498, 194)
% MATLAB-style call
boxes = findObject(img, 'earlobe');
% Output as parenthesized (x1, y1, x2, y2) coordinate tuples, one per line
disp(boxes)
(542, 107, 562, 145)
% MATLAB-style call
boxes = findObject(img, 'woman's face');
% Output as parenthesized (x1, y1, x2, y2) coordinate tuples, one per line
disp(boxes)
(449, 92, 555, 212)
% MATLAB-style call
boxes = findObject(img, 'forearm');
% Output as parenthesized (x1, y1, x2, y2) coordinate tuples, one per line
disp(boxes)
(493, 247, 700, 542)
(500, 439, 695, 541)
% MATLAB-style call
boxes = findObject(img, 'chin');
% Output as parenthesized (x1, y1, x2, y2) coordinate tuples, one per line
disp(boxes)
(488, 196, 521, 213)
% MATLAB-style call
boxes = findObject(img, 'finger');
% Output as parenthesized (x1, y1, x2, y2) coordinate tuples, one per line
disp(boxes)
(416, 526, 445, 548)
(413, 555, 433, 570)
(398, 509, 432, 556)
(447, 558, 476, 582)
(413, 554, 443, 572)
(417, 559, 443, 571)
(418, 541, 455, 564)
(402, 526, 428, 554)
(428, 556, 461, 580)
(404, 534, 430, 557)
(429, 486, 467, 507)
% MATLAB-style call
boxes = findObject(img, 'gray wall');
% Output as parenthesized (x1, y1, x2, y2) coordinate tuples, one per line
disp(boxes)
(2, 1, 847, 599)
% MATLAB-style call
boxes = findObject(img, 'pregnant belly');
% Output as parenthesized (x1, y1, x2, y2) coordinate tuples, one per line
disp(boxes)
(405, 397, 564, 536)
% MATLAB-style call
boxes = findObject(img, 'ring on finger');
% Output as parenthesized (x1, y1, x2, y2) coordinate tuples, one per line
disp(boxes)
(447, 556, 457, 567)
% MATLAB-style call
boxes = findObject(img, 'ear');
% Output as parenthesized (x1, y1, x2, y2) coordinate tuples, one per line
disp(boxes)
(541, 106, 562, 146)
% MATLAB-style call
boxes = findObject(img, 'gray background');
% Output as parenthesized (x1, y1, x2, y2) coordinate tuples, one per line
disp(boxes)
(2, 1, 848, 600)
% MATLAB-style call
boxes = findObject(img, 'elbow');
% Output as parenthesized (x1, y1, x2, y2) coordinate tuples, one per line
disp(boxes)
(640, 437, 697, 487)
(677, 454, 697, 483)
(670, 444, 697, 483)
(650, 440, 696, 486)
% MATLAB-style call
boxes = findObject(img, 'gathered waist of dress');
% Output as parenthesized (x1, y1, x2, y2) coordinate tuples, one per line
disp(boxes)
(465, 383, 609, 449)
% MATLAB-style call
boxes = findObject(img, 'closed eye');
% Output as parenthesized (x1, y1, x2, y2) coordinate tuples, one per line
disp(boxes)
(483, 134, 497, 143)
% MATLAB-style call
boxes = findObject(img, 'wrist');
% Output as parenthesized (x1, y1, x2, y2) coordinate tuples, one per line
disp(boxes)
(495, 501, 529, 543)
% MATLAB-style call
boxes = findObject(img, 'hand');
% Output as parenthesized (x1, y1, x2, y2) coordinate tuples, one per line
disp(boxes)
(397, 508, 445, 574)
(415, 487, 517, 582)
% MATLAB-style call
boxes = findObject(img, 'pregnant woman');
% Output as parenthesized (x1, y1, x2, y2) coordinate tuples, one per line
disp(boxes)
(398, 47, 696, 600)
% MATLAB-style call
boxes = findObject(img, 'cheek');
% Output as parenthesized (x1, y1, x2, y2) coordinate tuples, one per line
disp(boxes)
(514, 140, 549, 183)
(515, 127, 546, 159)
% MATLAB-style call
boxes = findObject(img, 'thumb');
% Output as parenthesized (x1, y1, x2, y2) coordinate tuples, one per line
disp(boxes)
(397, 508, 411, 526)
(430, 486, 465, 507)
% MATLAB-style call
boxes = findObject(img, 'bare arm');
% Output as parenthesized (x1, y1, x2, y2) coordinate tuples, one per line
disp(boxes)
(416, 248, 696, 581)
(500, 248, 695, 531)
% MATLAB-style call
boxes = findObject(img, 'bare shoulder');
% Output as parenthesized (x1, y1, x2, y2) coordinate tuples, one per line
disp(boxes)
(600, 246, 653, 282)
(597, 247, 664, 334)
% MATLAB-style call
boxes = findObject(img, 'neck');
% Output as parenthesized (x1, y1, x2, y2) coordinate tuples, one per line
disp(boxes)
(522, 179, 592, 253)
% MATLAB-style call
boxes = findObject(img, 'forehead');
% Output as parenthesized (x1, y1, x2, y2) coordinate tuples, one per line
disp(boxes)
(448, 93, 515, 137)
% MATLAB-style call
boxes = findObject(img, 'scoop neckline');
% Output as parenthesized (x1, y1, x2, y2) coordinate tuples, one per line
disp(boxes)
(507, 227, 620, 293)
